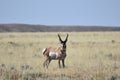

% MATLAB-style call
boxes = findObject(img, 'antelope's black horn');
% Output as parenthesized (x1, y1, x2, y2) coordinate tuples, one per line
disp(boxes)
(65, 34, 68, 42)
(58, 34, 62, 42)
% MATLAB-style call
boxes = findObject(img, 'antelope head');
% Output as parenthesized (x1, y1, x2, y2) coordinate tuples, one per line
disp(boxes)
(58, 34, 68, 50)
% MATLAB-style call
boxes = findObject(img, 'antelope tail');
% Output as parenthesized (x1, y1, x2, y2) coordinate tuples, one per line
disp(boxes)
(42, 48, 47, 55)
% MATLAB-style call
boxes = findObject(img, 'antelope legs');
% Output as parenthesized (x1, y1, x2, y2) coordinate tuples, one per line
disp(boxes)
(43, 58, 65, 68)
(62, 59, 65, 68)
(58, 60, 61, 68)
(58, 59, 65, 68)
(43, 57, 51, 68)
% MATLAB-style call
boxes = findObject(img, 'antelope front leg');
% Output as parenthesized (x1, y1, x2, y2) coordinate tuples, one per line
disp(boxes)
(58, 60, 61, 68)
(62, 59, 65, 68)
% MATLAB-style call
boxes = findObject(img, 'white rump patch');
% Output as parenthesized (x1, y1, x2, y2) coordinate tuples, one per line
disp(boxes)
(49, 52, 58, 59)
(42, 48, 46, 54)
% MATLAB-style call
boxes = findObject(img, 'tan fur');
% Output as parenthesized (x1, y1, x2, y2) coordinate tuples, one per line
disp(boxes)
(43, 47, 62, 59)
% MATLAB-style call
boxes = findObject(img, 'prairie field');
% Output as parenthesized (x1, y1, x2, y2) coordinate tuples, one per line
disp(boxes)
(0, 32, 120, 80)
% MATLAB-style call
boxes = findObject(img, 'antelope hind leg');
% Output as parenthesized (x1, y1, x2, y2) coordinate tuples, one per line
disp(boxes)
(43, 58, 49, 68)
(46, 58, 51, 68)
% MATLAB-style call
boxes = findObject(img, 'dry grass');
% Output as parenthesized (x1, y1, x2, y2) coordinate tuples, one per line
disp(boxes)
(0, 32, 120, 80)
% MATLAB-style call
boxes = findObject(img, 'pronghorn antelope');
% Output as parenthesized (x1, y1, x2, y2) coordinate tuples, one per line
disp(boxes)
(42, 34, 68, 68)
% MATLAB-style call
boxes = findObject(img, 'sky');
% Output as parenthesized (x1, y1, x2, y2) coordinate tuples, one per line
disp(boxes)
(0, 0, 120, 26)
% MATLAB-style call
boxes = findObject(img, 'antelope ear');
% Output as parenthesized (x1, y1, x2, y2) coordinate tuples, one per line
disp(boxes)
(58, 34, 62, 42)
(65, 34, 68, 42)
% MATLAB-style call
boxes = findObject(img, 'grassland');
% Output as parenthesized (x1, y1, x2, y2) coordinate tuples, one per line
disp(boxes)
(0, 32, 120, 80)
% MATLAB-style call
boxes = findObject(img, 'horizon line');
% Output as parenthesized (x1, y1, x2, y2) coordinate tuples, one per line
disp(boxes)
(0, 23, 120, 27)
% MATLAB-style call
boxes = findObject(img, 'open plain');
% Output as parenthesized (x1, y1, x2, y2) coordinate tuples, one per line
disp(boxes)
(0, 32, 120, 80)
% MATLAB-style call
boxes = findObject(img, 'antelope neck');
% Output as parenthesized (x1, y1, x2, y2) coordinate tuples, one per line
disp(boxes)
(60, 46, 66, 54)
